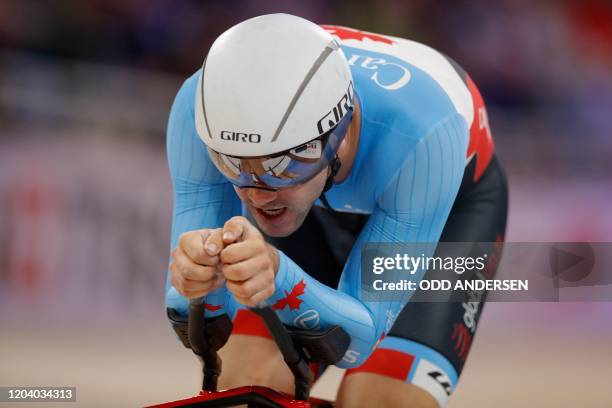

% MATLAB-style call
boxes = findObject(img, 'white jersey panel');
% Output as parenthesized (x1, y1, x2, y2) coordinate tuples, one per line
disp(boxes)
(327, 27, 474, 128)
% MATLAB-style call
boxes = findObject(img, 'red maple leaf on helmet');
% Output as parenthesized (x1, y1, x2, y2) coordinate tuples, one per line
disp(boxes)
(204, 303, 222, 312)
(272, 279, 306, 311)
(321, 25, 394, 45)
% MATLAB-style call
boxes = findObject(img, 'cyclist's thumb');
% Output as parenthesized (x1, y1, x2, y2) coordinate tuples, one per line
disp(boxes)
(222, 216, 252, 244)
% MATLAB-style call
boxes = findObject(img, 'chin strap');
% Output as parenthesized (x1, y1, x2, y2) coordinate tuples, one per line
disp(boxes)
(320, 155, 341, 211)
(323, 155, 341, 193)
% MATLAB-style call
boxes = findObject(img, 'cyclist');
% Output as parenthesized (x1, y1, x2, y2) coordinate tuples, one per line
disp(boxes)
(165, 14, 507, 408)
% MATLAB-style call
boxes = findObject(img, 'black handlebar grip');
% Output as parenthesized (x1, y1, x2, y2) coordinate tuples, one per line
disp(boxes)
(188, 297, 208, 356)
(253, 307, 311, 401)
(188, 297, 222, 392)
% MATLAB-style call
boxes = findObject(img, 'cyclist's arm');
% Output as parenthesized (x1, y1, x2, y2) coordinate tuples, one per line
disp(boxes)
(267, 113, 469, 368)
(165, 73, 241, 318)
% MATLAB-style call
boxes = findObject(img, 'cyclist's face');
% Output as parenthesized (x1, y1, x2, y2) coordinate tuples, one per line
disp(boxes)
(234, 168, 328, 237)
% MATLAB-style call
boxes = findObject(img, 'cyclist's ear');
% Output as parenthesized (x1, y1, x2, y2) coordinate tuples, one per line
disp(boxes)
(334, 137, 347, 160)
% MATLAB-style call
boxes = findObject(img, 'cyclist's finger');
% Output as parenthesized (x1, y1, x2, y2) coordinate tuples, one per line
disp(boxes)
(204, 228, 224, 257)
(219, 239, 259, 265)
(182, 276, 218, 292)
(226, 271, 272, 301)
(233, 286, 275, 308)
(181, 287, 211, 300)
(222, 255, 269, 282)
(170, 272, 208, 297)
(170, 245, 219, 281)
(182, 272, 227, 299)
(169, 264, 181, 290)
(222, 216, 248, 244)
(180, 229, 217, 265)
(183, 264, 219, 282)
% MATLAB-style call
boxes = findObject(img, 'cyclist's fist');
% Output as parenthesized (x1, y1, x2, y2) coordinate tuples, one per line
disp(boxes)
(220, 216, 279, 307)
(170, 228, 226, 299)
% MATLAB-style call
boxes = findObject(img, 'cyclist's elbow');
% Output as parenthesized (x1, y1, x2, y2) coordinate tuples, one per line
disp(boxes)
(165, 286, 188, 318)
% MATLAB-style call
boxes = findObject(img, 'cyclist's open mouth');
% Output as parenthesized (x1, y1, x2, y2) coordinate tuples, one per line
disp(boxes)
(257, 207, 288, 219)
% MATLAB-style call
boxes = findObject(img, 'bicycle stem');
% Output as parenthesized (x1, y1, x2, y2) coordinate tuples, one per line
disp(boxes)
(253, 307, 312, 401)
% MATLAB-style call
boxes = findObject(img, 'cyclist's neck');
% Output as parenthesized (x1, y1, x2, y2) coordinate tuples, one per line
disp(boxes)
(334, 97, 361, 183)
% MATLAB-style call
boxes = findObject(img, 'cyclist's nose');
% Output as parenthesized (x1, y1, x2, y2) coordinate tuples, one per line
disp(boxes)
(248, 188, 278, 207)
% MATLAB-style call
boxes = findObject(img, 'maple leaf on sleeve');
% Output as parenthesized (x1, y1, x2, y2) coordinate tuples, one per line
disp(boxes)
(204, 303, 222, 312)
(272, 279, 306, 311)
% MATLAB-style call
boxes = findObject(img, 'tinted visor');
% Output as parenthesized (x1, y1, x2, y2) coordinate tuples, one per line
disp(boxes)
(207, 107, 353, 189)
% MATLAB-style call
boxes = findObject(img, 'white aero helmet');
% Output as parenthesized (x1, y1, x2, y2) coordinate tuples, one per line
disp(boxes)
(195, 13, 354, 190)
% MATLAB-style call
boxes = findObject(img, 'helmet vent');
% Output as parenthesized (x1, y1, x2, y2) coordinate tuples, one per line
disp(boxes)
(199, 57, 213, 139)
(270, 40, 338, 143)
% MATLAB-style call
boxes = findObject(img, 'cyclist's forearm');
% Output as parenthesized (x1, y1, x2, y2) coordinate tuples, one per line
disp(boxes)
(266, 250, 378, 368)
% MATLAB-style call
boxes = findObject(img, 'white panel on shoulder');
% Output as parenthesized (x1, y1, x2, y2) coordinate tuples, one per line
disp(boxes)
(411, 358, 454, 407)
(328, 27, 474, 127)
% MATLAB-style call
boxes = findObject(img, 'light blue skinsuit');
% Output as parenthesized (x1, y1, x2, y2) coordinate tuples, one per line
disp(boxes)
(165, 40, 468, 380)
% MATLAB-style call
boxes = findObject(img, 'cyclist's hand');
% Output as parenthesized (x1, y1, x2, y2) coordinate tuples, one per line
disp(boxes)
(220, 216, 279, 307)
(170, 228, 226, 299)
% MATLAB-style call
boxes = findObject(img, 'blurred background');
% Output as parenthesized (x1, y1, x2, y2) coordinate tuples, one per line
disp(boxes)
(0, 0, 611, 406)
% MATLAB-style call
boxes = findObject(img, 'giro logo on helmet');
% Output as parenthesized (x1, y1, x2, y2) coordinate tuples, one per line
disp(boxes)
(316, 81, 354, 134)
(220, 131, 262, 143)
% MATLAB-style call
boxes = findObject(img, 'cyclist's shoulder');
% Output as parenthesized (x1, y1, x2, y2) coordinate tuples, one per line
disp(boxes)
(168, 70, 201, 139)
(325, 24, 468, 86)
(325, 25, 473, 133)
(167, 70, 202, 143)
(172, 70, 201, 111)
(167, 69, 230, 185)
